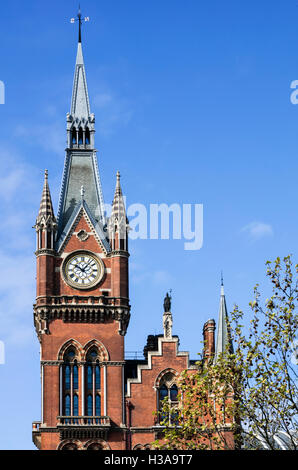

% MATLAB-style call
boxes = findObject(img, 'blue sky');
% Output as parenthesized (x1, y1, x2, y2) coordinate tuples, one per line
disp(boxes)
(0, 0, 298, 449)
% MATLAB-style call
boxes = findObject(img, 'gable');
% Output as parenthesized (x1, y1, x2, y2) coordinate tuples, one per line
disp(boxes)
(56, 201, 110, 256)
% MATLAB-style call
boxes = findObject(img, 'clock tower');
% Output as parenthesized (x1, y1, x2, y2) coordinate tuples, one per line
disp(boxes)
(32, 13, 235, 452)
(32, 29, 130, 450)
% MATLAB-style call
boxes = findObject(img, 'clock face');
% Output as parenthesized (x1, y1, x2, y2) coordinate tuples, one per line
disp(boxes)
(63, 252, 103, 289)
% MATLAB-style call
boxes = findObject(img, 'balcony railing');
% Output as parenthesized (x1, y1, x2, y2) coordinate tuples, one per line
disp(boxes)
(57, 416, 110, 427)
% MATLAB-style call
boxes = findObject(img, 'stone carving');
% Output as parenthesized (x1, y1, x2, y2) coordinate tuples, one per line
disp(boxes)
(163, 312, 173, 339)
(76, 229, 89, 241)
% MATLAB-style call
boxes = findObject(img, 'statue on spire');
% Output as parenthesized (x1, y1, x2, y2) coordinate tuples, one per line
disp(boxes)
(163, 292, 171, 313)
(163, 292, 173, 339)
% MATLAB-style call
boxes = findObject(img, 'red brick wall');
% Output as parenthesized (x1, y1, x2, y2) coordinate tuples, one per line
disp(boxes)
(128, 340, 189, 429)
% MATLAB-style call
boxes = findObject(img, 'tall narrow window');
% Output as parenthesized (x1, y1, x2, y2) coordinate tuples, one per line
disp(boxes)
(158, 373, 179, 425)
(87, 394, 93, 416)
(65, 394, 71, 416)
(87, 365, 92, 390)
(73, 364, 78, 390)
(170, 384, 178, 402)
(71, 128, 77, 145)
(95, 366, 100, 389)
(85, 127, 90, 145)
(65, 365, 70, 390)
(73, 394, 79, 416)
(85, 348, 102, 418)
(78, 127, 83, 145)
(95, 394, 101, 416)
(62, 347, 79, 417)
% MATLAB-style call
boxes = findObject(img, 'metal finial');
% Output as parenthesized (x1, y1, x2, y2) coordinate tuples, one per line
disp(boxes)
(44, 169, 48, 180)
(220, 271, 225, 296)
(80, 185, 85, 199)
(70, 6, 90, 43)
(78, 5, 82, 43)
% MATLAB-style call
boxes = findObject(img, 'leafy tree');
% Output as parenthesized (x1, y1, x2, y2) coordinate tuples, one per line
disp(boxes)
(231, 255, 298, 449)
(154, 256, 298, 450)
(153, 354, 239, 450)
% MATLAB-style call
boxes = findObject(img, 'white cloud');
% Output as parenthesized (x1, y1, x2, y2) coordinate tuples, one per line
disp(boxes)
(241, 221, 273, 241)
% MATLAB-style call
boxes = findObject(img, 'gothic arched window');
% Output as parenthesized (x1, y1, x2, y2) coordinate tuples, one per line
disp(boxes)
(157, 372, 179, 425)
(62, 347, 79, 417)
(85, 348, 102, 418)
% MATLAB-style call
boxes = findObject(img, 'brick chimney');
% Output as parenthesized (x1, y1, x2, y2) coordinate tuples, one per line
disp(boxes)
(203, 319, 215, 359)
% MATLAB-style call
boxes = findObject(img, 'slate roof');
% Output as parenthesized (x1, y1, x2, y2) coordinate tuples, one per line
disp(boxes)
(56, 39, 105, 237)
(35, 170, 57, 229)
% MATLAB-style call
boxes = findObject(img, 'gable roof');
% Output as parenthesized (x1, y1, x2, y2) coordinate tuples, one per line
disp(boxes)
(56, 198, 110, 254)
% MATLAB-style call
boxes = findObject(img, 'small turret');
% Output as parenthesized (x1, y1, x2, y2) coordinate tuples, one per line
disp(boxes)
(108, 171, 129, 252)
(34, 170, 57, 299)
(34, 170, 57, 251)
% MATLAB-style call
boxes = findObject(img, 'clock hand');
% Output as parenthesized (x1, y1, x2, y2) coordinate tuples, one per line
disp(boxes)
(74, 264, 84, 272)
(84, 259, 92, 269)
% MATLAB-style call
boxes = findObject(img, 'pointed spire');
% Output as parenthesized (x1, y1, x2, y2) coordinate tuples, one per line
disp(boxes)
(70, 39, 90, 120)
(111, 171, 127, 226)
(57, 32, 106, 237)
(214, 276, 233, 362)
(108, 172, 128, 250)
(35, 170, 57, 231)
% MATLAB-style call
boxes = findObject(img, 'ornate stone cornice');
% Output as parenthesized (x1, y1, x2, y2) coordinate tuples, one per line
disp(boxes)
(34, 303, 131, 340)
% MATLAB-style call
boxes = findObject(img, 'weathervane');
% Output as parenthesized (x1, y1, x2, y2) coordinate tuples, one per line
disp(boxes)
(70, 5, 90, 43)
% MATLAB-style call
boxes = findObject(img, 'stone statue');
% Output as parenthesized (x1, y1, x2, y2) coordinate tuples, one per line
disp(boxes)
(163, 292, 171, 312)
